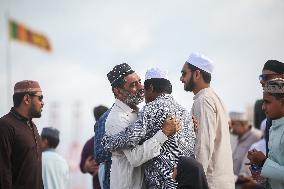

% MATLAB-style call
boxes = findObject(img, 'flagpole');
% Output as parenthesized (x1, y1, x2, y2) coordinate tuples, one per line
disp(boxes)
(5, 11, 12, 109)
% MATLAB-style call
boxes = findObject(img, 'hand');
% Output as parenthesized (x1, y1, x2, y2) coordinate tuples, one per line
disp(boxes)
(192, 115, 199, 132)
(172, 166, 177, 180)
(83, 156, 99, 175)
(162, 116, 181, 136)
(247, 149, 266, 165)
(236, 175, 252, 184)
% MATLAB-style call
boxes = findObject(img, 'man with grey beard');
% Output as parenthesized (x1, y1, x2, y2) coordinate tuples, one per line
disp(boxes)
(105, 63, 179, 189)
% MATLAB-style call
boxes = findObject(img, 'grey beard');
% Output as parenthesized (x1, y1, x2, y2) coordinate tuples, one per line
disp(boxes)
(124, 90, 144, 106)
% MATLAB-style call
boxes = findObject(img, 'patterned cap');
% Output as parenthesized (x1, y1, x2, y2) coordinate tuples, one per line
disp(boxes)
(41, 127, 60, 140)
(263, 78, 284, 94)
(107, 63, 134, 86)
(14, 80, 42, 94)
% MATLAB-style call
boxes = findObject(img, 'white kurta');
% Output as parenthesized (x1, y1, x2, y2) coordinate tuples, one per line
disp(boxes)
(42, 149, 69, 189)
(105, 99, 167, 189)
(192, 87, 235, 189)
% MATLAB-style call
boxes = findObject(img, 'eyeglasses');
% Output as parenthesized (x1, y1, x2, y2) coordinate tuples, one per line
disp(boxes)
(259, 74, 281, 81)
(29, 94, 43, 101)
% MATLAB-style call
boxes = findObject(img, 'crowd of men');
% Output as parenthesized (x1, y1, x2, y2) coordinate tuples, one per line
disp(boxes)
(0, 52, 284, 189)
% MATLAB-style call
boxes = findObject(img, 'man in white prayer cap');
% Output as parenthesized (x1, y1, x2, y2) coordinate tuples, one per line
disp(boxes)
(180, 52, 235, 189)
(103, 67, 196, 189)
(102, 64, 180, 189)
(229, 112, 262, 186)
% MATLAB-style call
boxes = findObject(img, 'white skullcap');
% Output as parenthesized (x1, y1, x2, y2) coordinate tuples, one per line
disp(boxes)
(145, 67, 168, 80)
(229, 112, 248, 121)
(186, 52, 214, 74)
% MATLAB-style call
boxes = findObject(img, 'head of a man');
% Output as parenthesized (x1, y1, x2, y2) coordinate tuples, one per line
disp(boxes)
(40, 127, 60, 151)
(13, 80, 44, 119)
(144, 68, 172, 103)
(229, 112, 250, 137)
(180, 52, 213, 94)
(93, 105, 108, 121)
(260, 60, 284, 87)
(262, 78, 284, 119)
(107, 63, 144, 108)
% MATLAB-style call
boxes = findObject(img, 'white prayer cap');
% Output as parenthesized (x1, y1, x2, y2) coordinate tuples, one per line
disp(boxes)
(229, 112, 248, 121)
(145, 67, 168, 80)
(186, 52, 214, 74)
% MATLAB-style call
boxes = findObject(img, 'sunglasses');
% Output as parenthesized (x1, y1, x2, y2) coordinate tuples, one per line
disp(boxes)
(259, 74, 281, 81)
(29, 94, 44, 101)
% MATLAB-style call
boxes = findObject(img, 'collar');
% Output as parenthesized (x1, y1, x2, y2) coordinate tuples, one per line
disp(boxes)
(193, 87, 212, 100)
(10, 107, 30, 122)
(271, 117, 284, 129)
(115, 98, 137, 114)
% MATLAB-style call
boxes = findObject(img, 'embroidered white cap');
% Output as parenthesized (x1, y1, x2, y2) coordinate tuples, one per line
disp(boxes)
(145, 67, 168, 80)
(186, 52, 214, 74)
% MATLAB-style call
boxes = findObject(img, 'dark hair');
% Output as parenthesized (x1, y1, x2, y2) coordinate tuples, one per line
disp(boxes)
(253, 99, 266, 129)
(93, 105, 108, 121)
(111, 70, 135, 89)
(144, 78, 172, 94)
(186, 63, 211, 83)
(263, 60, 284, 74)
(42, 135, 59, 149)
(13, 92, 36, 107)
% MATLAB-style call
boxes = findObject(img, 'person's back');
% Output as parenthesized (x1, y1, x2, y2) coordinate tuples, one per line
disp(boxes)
(42, 150, 69, 189)
(40, 127, 69, 189)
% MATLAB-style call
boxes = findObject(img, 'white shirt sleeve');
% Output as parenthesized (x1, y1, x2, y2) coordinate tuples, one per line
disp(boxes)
(194, 98, 217, 172)
(123, 130, 168, 167)
(261, 158, 284, 181)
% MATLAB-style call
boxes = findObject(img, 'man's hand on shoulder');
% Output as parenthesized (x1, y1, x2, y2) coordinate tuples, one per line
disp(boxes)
(162, 116, 181, 136)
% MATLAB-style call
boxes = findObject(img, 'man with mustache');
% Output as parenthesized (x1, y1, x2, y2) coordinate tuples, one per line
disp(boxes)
(0, 80, 44, 189)
(104, 64, 179, 189)
(180, 53, 234, 189)
(103, 67, 196, 189)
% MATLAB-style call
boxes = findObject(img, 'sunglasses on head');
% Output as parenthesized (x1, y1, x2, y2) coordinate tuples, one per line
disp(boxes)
(259, 74, 281, 81)
(29, 94, 43, 101)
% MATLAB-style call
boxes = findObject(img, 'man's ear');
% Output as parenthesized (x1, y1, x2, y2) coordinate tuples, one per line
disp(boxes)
(113, 87, 124, 99)
(23, 94, 31, 105)
(194, 70, 201, 81)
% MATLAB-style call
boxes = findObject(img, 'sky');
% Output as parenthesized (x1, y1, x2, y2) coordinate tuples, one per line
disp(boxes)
(0, 0, 284, 188)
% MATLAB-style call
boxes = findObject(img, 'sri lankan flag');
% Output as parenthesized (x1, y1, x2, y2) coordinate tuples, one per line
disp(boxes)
(9, 19, 51, 52)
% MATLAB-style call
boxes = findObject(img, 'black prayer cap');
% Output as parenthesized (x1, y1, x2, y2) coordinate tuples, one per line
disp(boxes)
(263, 60, 284, 74)
(107, 63, 134, 87)
(41, 127, 60, 140)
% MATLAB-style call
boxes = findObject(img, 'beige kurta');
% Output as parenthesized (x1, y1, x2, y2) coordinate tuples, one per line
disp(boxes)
(192, 87, 235, 189)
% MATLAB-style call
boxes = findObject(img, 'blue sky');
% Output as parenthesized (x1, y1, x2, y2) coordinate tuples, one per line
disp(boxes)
(0, 0, 284, 188)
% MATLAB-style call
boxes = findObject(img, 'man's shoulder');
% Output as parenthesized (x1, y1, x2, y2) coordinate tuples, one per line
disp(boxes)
(0, 113, 16, 132)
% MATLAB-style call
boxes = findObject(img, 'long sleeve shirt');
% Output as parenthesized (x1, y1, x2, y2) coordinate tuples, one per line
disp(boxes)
(0, 108, 43, 189)
(42, 149, 69, 189)
(192, 87, 234, 189)
(261, 117, 284, 189)
(103, 94, 196, 189)
(105, 98, 168, 189)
